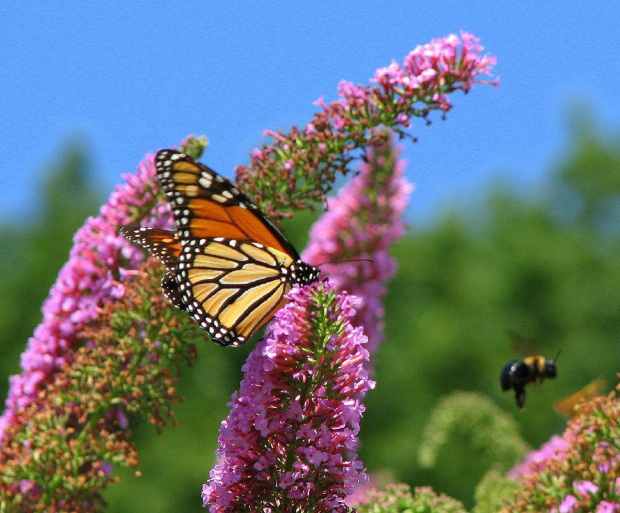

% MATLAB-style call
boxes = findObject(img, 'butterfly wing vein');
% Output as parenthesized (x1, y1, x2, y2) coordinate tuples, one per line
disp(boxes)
(180, 240, 293, 344)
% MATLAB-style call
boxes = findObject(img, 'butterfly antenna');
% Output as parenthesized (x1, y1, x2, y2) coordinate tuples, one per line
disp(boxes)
(315, 257, 375, 267)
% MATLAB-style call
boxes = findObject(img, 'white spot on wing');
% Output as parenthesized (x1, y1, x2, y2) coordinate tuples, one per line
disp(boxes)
(199, 176, 212, 189)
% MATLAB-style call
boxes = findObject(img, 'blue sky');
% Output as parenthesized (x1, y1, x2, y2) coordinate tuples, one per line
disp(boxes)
(2, 2, 619, 225)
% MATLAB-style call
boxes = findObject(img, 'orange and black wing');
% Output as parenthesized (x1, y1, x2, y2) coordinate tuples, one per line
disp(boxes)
(155, 149, 299, 257)
(120, 225, 181, 269)
(119, 225, 185, 309)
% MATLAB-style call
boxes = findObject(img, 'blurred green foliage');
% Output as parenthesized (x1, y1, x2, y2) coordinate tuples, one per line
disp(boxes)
(354, 484, 467, 513)
(417, 392, 529, 473)
(472, 470, 520, 513)
(0, 141, 102, 403)
(1, 108, 619, 511)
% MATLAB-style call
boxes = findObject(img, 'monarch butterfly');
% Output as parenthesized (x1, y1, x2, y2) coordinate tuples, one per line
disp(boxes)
(121, 149, 320, 346)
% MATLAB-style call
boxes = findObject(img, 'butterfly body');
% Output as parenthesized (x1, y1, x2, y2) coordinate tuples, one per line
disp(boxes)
(121, 150, 319, 346)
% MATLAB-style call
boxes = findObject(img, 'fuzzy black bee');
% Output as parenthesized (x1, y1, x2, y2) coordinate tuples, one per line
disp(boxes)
(500, 356, 557, 409)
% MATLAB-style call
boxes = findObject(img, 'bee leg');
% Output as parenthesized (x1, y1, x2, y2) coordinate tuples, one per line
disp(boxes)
(515, 386, 526, 409)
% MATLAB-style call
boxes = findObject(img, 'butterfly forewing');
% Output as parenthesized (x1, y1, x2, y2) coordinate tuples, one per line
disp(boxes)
(119, 225, 181, 270)
(119, 225, 186, 309)
(554, 377, 606, 417)
(155, 150, 298, 256)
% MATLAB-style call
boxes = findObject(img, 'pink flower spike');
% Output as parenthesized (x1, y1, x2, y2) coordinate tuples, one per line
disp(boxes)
(302, 133, 413, 356)
(0, 151, 176, 442)
(236, 32, 496, 222)
(202, 282, 374, 512)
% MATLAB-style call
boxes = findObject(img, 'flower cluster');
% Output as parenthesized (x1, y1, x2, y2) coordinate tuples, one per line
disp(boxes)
(0, 154, 160, 444)
(507, 435, 568, 480)
(504, 385, 620, 512)
(0, 135, 208, 445)
(0, 138, 207, 510)
(351, 484, 466, 513)
(0, 260, 200, 512)
(236, 31, 498, 222)
(0, 30, 500, 511)
(202, 283, 374, 512)
(302, 132, 412, 354)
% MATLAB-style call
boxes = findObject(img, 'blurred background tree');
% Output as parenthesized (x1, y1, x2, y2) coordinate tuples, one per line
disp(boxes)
(1, 106, 619, 511)
(363, 107, 620, 508)
(0, 141, 102, 403)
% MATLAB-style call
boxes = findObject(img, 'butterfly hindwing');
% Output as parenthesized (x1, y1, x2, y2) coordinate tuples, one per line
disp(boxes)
(176, 238, 296, 346)
(161, 271, 186, 310)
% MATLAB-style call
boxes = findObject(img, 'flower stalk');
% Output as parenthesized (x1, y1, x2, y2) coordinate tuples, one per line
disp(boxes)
(302, 132, 413, 354)
(236, 31, 497, 222)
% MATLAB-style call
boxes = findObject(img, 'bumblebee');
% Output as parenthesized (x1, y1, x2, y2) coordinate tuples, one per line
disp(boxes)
(500, 356, 557, 409)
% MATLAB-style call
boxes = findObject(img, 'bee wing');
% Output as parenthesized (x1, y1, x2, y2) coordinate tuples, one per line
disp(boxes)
(508, 330, 540, 355)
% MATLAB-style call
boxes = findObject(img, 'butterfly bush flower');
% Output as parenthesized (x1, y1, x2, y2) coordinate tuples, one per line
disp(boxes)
(503, 386, 620, 512)
(237, 31, 497, 222)
(202, 283, 374, 512)
(0, 138, 207, 510)
(0, 154, 164, 443)
(507, 434, 568, 479)
(0, 260, 198, 511)
(302, 133, 413, 353)
(0, 136, 207, 444)
(0, 31, 500, 511)
(598, 501, 620, 513)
